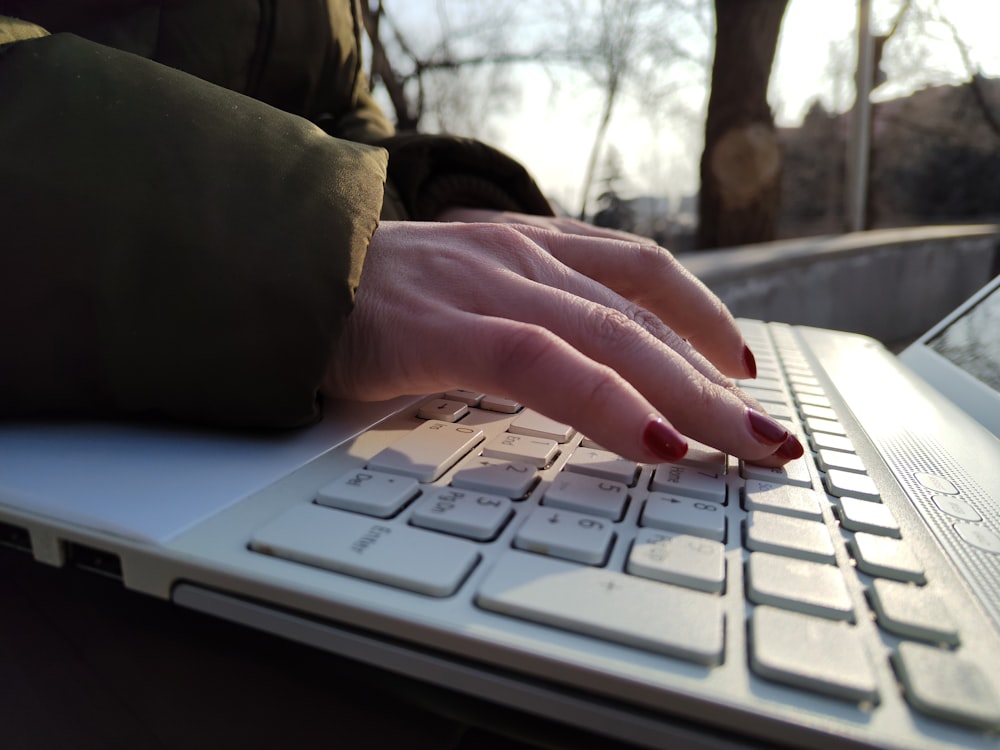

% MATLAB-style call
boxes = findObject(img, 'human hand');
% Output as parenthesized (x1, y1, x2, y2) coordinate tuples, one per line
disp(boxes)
(322, 221, 803, 466)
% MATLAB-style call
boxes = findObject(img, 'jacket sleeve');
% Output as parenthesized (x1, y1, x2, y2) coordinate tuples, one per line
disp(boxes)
(375, 132, 556, 220)
(0, 29, 387, 428)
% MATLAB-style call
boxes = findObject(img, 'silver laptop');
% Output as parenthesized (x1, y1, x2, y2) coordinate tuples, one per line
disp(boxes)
(2, 274, 999, 750)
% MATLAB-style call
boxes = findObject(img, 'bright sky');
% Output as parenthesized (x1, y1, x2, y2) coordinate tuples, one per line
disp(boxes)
(481, 0, 1000, 213)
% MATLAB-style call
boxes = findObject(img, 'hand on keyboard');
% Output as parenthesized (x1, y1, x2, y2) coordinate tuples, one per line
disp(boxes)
(322, 220, 803, 467)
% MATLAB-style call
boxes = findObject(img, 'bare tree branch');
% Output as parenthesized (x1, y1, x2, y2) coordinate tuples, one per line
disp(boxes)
(360, 2, 420, 129)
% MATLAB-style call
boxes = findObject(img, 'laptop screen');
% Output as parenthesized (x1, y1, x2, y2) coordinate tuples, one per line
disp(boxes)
(901, 273, 1000, 436)
(927, 280, 1000, 393)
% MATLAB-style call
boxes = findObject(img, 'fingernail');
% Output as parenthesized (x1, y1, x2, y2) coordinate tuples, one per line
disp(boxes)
(776, 434, 805, 460)
(746, 408, 789, 445)
(742, 345, 757, 379)
(643, 416, 688, 463)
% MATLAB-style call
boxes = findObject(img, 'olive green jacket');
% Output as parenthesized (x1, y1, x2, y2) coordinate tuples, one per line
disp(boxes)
(0, 0, 551, 428)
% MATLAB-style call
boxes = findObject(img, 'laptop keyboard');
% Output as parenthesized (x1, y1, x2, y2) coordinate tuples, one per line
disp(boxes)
(247, 320, 1000, 737)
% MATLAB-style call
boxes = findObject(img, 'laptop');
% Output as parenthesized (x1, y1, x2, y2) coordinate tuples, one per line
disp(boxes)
(1, 273, 999, 750)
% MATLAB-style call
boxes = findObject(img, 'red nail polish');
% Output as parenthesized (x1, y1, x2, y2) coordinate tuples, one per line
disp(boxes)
(742, 345, 757, 379)
(776, 434, 805, 460)
(643, 417, 688, 463)
(747, 408, 788, 445)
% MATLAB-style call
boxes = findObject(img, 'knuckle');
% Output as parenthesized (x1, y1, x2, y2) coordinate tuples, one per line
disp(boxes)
(589, 304, 667, 346)
(578, 365, 628, 415)
(687, 377, 725, 422)
(472, 223, 551, 277)
(629, 307, 669, 338)
(706, 297, 733, 328)
(594, 306, 631, 336)
(590, 306, 639, 342)
(636, 242, 678, 273)
(490, 321, 557, 369)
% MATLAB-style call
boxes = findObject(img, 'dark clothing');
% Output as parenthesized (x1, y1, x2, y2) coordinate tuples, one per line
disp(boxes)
(0, 1, 551, 428)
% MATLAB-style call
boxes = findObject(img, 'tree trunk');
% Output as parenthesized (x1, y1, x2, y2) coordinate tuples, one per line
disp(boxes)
(697, 0, 788, 249)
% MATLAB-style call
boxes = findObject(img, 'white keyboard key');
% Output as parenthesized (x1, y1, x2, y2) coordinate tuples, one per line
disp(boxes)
(787, 373, 821, 388)
(742, 480, 823, 521)
(740, 386, 789, 406)
(542, 472, 629, 521)
(762, 402, 797, 423)
(848, 532, 926, 583)
(250, 504, 479, 597)
(746, 552, 853, 621)
(792, 383, 826, 398)
(480, 395, 521, 413)
(450, 457, 537, 498)
(564, 447, 638, 485)
(367, 420, 484, 482)
(800, 403, 838, 422)
(825, 469, 880, 501)
(641, 494, 727, 542)
(649, 464, 727, 504)
(797, 392, 832, 408)
(444, 389, 484, 405)
(477, 552, 725, 665)
(514, 507, 614, 565)
(868, 579, 960, 645)
(781, 360, 811, 374)
(736, 376, 783, 392)
(482, 432, 559, 467)
(509, 409, 576, 442)
(755, 365, 784, 381)
(836, 497, 900, 538)
(627, 529, 726, 594)
(744, 511, 835, 564)
(410, 488, 512, 541)
(417, 398, 469, 422)
(315, 469, 419, 518)
(810, 432, 855, 453)
(806, 416, 847, 436)
(893, 642, 1000, 730)
(817, 448, 867, 474)
(750, 606, 878, 703)
(676, 439, 727, 474)
(740, 456, 812, 489)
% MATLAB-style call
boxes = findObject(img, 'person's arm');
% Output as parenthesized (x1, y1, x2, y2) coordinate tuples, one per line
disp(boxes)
(0, 29, 386, 427)
(0, 20, 801, 466)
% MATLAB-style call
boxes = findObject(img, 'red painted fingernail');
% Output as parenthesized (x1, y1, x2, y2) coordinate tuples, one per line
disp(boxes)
(742, 345, 757, 379)
(747, 408, 789, 445)
(776, 434, 805, 460)
(643, 416, 688, 463)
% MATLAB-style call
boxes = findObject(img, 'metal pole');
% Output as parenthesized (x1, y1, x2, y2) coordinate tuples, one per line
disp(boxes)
(846, 0, 874, 232)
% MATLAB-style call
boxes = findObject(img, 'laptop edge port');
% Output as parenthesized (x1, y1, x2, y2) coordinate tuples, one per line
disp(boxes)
(0, 520, 33, 554)
(65, 541, 123, 581)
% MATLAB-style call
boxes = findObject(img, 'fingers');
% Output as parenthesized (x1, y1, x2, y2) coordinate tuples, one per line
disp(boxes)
(327, 221, 800, 465)
(476, 276, 798, 462)
(433, 215, 744, 377)
(455, 316, 690, 464)
(525, 228, 755, 380)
